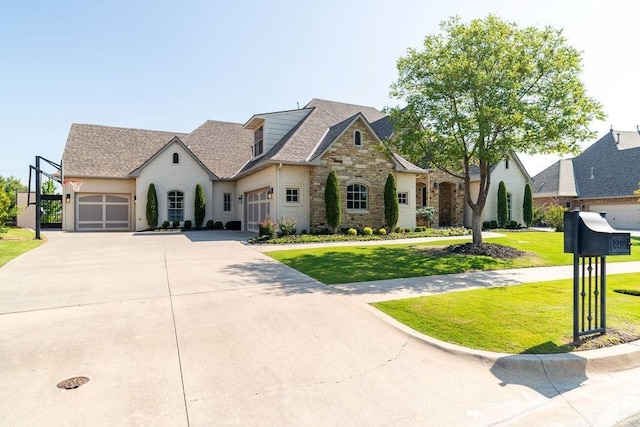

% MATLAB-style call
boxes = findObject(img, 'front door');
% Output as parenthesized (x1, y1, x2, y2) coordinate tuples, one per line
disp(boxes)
(438, 182, 453, 226)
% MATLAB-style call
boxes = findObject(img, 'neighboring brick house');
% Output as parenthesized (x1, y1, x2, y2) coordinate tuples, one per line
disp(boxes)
(60, 99, 425, 232)
(532, 129, 640, 229)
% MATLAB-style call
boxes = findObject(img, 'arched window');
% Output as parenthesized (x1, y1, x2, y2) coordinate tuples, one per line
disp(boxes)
(354, 130, 362, 146)
(347, 183, 367, 210)
(173, 153, 180, 164)
(168, 191, 184, 222)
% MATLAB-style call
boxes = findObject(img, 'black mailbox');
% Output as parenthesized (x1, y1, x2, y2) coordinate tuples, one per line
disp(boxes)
(564, 211, 631, 256)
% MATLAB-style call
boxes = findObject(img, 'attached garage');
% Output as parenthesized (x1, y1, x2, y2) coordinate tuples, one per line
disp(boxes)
(76, 194, 131, 231)
(246, 189, 271, 232)
(589, 204, 640, 230)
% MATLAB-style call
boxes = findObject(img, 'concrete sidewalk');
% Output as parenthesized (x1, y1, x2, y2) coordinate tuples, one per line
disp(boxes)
(333, 261, 640, 302)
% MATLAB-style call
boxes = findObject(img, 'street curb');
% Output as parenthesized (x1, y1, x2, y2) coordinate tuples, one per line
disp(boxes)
(364, 302, 640, 375)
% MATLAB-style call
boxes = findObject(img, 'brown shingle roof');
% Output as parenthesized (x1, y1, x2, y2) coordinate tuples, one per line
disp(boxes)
(62, 99, 421, 180)
(181, 120, 253, 178)
(62, 124, 187, 178)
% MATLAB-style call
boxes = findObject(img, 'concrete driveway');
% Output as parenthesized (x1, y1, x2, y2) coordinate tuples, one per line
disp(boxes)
(1, 231, 640, 426)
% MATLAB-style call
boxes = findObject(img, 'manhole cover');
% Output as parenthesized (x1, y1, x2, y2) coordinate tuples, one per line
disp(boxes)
(57, 376, 89, 390)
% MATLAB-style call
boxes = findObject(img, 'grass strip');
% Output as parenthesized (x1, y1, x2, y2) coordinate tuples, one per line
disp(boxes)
(267, 232, 640, 284)
(373, 273, 640, 354)
(0, 228, 43, 267)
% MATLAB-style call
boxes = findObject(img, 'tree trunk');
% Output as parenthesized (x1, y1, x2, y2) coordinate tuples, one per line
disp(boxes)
(471, 206, 483, 245)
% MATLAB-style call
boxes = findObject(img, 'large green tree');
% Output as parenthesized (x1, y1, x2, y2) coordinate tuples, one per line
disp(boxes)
(387, 15, 603, 244)
(0, 176, 27, 224)
(325, 170, 341, 232)
(0, 190, 11, 233)
(384, 173, 399, 229)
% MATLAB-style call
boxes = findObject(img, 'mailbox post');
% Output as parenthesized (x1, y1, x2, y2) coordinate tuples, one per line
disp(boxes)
(564, 210, 631, 344)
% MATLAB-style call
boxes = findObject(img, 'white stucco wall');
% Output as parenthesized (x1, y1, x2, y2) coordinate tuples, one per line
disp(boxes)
(135, 142, 212, 230)
(396, 172, 417, 229)
(62, 178, 135, 231)
(277, 165, 311, 232)
(16, 192, 35, 230)
(464, 159, 529, 227)
(211, 181, 238, 226)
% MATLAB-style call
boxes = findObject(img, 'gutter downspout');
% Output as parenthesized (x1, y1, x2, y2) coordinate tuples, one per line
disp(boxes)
(276, 163, 282, 222)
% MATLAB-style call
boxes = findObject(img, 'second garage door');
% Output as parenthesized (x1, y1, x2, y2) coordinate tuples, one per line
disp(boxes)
(590, 204, 640, 230)
(246, 189, 271, 232)
(77, 194, 131, 231)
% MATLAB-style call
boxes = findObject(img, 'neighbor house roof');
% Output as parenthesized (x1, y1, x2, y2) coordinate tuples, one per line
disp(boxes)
(531, 159, 577, 197)
(571, 130, 640, 198)
(532, 130, 640, 199)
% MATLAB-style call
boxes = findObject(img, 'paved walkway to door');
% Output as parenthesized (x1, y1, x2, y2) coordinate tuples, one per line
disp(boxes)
(1, 230, 640, 426)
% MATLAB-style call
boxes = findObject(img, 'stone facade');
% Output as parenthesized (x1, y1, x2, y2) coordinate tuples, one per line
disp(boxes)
(310, 120, 397, 230)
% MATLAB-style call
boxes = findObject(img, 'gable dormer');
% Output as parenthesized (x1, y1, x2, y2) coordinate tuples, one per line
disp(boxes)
(244, 108, 312, 158)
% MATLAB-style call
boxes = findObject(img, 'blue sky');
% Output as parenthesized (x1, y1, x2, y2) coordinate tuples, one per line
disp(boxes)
(2, 0, 639, 185)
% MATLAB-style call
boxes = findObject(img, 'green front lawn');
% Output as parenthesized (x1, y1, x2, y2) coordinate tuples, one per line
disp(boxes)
(267, 232, 640, 284)
(373, 273, 640, 354)
(0, 228, 43, 267)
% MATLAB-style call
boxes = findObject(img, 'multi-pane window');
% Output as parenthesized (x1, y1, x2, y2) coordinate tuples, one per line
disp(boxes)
(285, 188, 299, 203)
(398, 192, 408, 205)
(347, 184, 367, 210)
(254, 126, 264, 156)
(507, 193, 512, 220)
(168, 191, 184, 222)
(223, 193, 231, 212)
(354, 130, 362, 146)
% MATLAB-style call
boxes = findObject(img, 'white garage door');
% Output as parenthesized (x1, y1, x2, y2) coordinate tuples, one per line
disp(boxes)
(77, 194, 130, 231)
(590, 204, 640, 230)
(246, 189, 271, 232)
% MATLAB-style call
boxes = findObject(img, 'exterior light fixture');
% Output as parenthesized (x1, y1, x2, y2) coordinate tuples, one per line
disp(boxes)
(65, 193, 70, 203)
(238, 194, 243, 203)
(134, 195, 137, 204)
(267, 187, 274, 199)
(433, 181, 439, 189)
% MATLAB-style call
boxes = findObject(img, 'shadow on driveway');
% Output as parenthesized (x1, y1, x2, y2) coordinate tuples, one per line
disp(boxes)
(490, 342, 588, 397)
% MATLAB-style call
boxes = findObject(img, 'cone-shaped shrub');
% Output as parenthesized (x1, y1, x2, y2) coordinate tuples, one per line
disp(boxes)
(195, 183, 206, 229)
(325, 170, 341, 232)
(497, 181, 508, 227)
(146, 183, 158, 229)
(384, 173, 399, 229)
(523, 183, 533, 227)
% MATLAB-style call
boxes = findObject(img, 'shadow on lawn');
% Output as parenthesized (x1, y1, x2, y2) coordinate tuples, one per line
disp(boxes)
(274, 245, 504, 285)
(490, 341, 587, 398)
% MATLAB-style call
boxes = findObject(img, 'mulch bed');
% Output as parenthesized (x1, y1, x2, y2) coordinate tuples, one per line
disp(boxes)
(444, 242, 528, 259)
